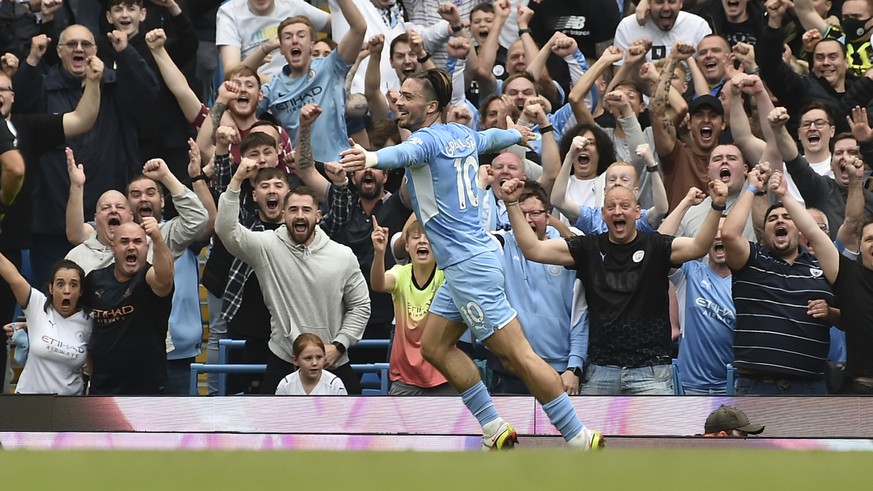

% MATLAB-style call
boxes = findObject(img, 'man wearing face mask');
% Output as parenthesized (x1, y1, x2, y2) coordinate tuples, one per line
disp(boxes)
(795, 0, 873, 76)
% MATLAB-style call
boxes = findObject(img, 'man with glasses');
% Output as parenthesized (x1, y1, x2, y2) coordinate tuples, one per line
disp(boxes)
(11, 24, 158, 289)
(781, 103, 838, 207)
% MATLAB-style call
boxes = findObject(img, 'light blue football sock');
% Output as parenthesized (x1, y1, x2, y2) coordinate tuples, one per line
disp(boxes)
(543, 392, 583, 441)
(460, 381, 500, 428)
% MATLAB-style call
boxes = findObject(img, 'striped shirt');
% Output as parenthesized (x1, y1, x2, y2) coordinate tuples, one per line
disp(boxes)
(731, 243, 833, 378)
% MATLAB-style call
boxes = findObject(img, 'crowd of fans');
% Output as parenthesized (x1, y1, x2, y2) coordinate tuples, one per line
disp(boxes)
(1, 0, 872, 397)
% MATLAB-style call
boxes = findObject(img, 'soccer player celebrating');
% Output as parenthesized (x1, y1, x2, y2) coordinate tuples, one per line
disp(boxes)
(340, 68, 604, 451)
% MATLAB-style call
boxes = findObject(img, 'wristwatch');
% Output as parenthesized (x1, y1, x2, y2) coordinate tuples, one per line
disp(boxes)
(568, 366, 582, 378)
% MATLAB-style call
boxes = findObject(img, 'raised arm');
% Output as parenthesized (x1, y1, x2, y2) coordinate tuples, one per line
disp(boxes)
(142, 158, 208, 255)
(369, 216, 396, 293)
(363, 35, 390, 122)
(766, 106, 800, 166)
(142, 216, 174, 298)
(62, 56, 102, 137)
(723, 164, 768, 270)
(726, 73, 766, 163)
(110, 30, 159, 123)
(606, 38, 650, 94)
(525, 102, 560, 195)
(336, 0, 367, 65)
(657, 187, 706, 235)
(503, 178, 575, 266)
(838, 152, 866, 253)
(65, 148, 93, 245)
(294, 104, 331, 202)
(196, 80, 239, 163)
(670, 180, 728, 263)
(549, 136, 584, 223)
(650, 42, 695, 161)
(568, 46, 624, 127)
(474, 0, 510, 99)
(145, 29, 203, 123)
(792, 0, 829, 35)
(0, 250, 30, 307)
(186, 139, 215, 240)
(636, 143, 668, 227)
(838, 107, 871, 251)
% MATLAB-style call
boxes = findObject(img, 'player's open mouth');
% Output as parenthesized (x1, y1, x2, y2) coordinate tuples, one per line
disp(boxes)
(700, 125, 714, 140)
(290, 47, 303, 60)
(577, 154, 590, 167)
(775, 226, 788, 238)
(266, 196, 279, 211)
(402, 65, 416, 77)
(61, 299, 71, 307)
(807, 134, 821, 144)
(704, 60, 718, 70)
(108, 217, 121, 230)
(478, 28, 489, 38)
(719, 167, 731, 183)
(125, 253, 137, 265)
(713, 241, 724, 254)
(293, 220, 308, 233)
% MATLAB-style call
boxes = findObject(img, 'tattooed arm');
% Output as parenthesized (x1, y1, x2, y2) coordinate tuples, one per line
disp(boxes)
(649, 41, 695, 163)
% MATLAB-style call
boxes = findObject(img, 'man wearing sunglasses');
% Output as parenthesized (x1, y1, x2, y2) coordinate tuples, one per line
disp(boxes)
(11, 24, 158, 290)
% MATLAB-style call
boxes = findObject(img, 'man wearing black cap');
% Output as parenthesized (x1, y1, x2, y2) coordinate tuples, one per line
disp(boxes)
(651, 41, 726, 211)
(703, 405, 765, 437)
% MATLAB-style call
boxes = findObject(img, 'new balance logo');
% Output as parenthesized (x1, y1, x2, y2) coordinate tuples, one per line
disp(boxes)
(555, 16, 587, 31)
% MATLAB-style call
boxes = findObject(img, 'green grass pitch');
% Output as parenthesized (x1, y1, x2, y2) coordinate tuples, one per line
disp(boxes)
(1, 449, 868, 490)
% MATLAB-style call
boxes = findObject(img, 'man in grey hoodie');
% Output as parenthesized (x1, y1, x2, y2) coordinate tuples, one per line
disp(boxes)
(215, 158, 372, 394)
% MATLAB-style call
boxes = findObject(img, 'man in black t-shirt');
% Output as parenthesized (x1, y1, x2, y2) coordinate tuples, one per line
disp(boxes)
(85, 220, 174, 395)
(502, 169, 727, 395)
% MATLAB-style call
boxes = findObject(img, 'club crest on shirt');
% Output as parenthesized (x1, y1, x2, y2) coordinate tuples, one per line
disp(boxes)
(492, 65, 505, 77)
(810, 267, 823, 278)
(633, 250, 645, 263)
(76, 331, 86, 342)
(124, 287, 133, 298)
(547, 265, 563, 276)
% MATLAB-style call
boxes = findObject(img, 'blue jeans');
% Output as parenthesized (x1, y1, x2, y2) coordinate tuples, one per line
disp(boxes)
(580, 364, 674, 395)
(735, 376, 827, 395)
(205, 292, 227, 395)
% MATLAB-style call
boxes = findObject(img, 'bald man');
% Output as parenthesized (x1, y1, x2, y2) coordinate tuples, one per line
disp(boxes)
(505, 178, 728, 395)
(84, 219, 174, 395)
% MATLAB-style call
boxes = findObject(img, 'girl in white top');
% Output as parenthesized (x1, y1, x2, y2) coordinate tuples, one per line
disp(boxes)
(0, 256, 91, 395)
(275, 333, 347, 395)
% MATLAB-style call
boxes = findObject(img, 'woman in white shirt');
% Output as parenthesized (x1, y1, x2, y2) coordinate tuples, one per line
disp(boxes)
(276, 333, 348, 395)
(1, 256, 91, 395)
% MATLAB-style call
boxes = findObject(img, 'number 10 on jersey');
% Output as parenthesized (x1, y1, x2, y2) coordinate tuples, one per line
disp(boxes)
(454, 156, 479, 210)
